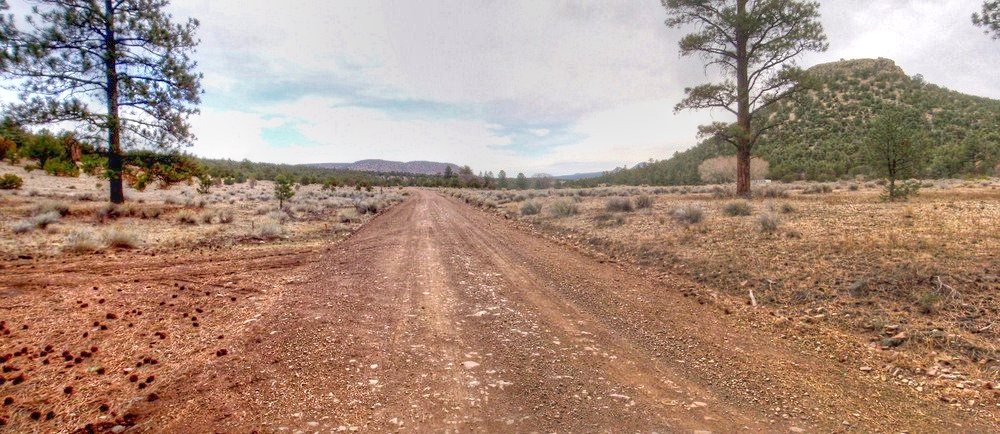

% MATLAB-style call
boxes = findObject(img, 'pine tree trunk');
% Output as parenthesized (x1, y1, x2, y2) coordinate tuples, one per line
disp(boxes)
(105, 0, 123, 204)
(734, 0, 752, 198)
(736, 147, 751, 197)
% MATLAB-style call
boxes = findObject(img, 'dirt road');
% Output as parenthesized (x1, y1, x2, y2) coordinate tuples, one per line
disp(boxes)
(2, 190, 993, 432)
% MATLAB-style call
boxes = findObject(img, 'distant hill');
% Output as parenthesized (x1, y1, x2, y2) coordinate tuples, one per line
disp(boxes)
(555, 171, 606, 181)
(310, 160, 461, 176)
(577, 58, 1000, 186)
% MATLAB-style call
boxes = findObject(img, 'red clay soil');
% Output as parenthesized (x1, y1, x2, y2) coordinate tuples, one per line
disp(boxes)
(0, 189, 995, 432)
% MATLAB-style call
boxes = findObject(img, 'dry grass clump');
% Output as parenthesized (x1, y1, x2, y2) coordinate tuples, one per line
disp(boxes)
(32, 201, 72, 217)
(520, 200, 542, 216)
(606, 197, 634, 212)
(355, 199, 383, 215)
(176, 210, 197, 225)
(199, 210, 215, 224)
(549, 200, 579, 217)
(11, 210, 62, 233)
(64, 229, 101, 253)
(593, 212, 626, 228)
(802, 183, 833, 194)
(671, 204, 704, 225)
(338, 208, 362, 223)
(757, 212, 780, 233)
(635, 194, 654, 209)
(254, 220, 285, 240)
(723, 200, 753, 216)
(139, 205, 163, 219)
(217, 208, 235, 224)
(104, 228, 141, 249)
(754, 185, 789, 198)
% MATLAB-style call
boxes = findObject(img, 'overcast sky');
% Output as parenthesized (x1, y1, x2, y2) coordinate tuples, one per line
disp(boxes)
(14, 1, 1000, 176)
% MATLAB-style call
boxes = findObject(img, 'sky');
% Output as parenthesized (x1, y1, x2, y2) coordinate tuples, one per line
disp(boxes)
(10, 1, 1000, 176)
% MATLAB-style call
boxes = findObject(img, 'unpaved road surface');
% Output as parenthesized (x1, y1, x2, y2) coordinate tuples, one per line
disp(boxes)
(2, 190, 994, 432)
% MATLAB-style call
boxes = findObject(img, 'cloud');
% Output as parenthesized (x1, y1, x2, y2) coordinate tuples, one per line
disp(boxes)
(165, 0, 1000, 176)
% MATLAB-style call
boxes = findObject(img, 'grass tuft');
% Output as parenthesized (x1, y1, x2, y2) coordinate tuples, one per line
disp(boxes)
(635, 195, 654, 209)
(757, 212, 781, 233)
(671, 205, 704, 225)
(723, 200, 753, 216)
(65, 230, 101, 253)
(550, 200, 579, 217)
(606, 197, 634, 212)
(520, 200, 542, 216)
(105, 229, 141, 249)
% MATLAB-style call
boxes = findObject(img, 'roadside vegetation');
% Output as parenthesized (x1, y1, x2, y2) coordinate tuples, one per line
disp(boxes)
(0, 160, 407, 258)
(449, 179, 1000, 409)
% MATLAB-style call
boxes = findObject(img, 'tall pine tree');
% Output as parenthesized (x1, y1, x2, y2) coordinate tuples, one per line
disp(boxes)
(9, 0, 201, 203)
(662, 0, 827, 197)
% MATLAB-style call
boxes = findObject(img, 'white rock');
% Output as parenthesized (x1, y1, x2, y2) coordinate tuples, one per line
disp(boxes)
(462, 361, 480, 369)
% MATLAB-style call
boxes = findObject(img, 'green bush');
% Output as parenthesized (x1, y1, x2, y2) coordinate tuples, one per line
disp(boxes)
(723, 200, 753, 216)
(80, 154, 107, 177)
(0, 173, 24, 189)
(43, 158, 80, 177)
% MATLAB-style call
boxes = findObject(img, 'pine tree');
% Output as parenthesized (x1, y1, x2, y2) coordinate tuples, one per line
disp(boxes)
(9, 0, 202, 203)
(662, 0, 827, 197)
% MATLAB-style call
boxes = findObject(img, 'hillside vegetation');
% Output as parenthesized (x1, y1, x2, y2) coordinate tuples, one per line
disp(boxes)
(582, 58, 1000, 186)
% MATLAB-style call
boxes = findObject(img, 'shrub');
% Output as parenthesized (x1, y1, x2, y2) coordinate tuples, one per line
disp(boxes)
(521, 200, 542, 216)
(754, 185, 788, 198)
(255, 220, 285, 240)
(606, 197, 634, 212)
(80, 154, 107, 176)
(105, 229, 141, 249)
(549, 200, 579, 217)
(33, 201, 71, 217)
(139, 206, 163, 219)
(176, 211, 197, 225)
(711, 186, 734, 199)
(917, 291, 942, 315)
(43, 158, 80, 177)
(0, 173, 23, 189)
(95, 203, 123, 222)
(355, 199, 382, 215)
(882, 179, 921, 202)
(635, 194, 654, 209)
(593, 212, 625, 227)
(65, 230, 101, 253)
(723, 200, 753, 216)
(802, 183, 833, 194)
(779, 203, 796, 214)
(217, 209, 235, 224)
(199, 211, 215, 224)
(0, 138, 14, 161)
(671, 205, 704, 225)
(32, 211, 62, 229)
(757, 212, 780, 233)
(338, 208, 361, 223)
(10, 220, 36, 234)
